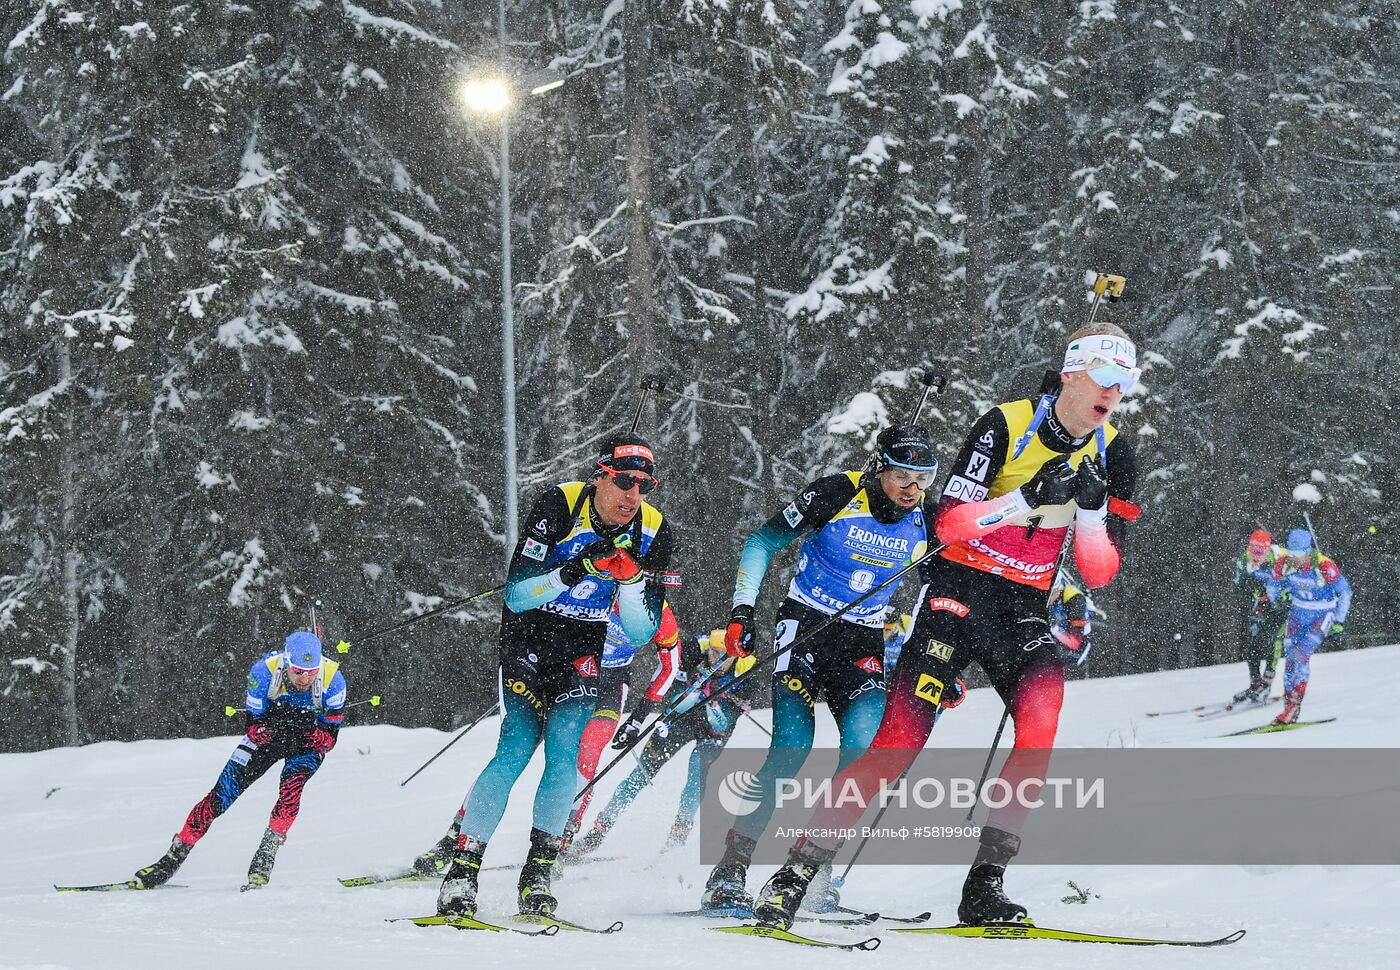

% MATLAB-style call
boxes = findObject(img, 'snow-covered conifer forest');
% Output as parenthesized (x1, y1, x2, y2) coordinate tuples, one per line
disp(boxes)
(1, 1, 1395, 750)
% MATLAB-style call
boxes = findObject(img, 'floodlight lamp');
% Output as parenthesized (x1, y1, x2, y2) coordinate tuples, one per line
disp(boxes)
(460, 77, 511, 115)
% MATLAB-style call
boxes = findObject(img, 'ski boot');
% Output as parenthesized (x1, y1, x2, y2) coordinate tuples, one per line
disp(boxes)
(243, 828, 286, 889)
(800, 861, 841, 913)
(1232, 679, 1267, 705)
(412, 833, 458, 876)
(436, 837, 486, 917)
(1273, 683, 1306, 725)
(958, 827, 1028, 924)
(700, 830, 756, 912)
(754, 841, 833, 929)
(518, 828, 565, 916)
(561, 821, 608, 865)
(133, 837, 192, 889)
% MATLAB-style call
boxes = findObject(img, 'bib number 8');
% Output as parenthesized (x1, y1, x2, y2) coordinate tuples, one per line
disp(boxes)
(850, 569, 875, 593)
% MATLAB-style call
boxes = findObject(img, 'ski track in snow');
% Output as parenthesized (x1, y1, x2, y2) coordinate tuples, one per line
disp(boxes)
(3, 646, 1398, 969)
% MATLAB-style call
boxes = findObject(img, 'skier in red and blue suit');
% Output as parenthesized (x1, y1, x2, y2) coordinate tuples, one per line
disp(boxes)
(1266, 528, 1351, 725)
(128, 631, 346, 889)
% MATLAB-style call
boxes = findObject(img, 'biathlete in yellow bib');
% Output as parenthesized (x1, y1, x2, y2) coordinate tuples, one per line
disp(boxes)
(752, 323, 1142, 930)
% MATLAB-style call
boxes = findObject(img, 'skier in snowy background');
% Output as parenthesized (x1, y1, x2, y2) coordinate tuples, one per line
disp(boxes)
(564, 628, 757, 861)
(129, 631, 346, 890)
(882, 611, 914, 674)
(702, 424, 940, 914)
(1232, 529, 1287, 704)
(432, 433, 674, 919)
(1266, 528, 1351, 725)
(409, 596, 685, 875)
(563, 597, 686, 848)
(750, 322, 1140, 930)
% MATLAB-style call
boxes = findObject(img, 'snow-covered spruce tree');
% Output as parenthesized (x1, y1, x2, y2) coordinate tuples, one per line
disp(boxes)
(0, 0, 300, 744)
(510, 1, 628, 475)
(1, 1, 506, 743)
(787, 3, 1050, 505)
(510, 1, 818, 627)
(1067, 2, 1399, 665)
(643, 0, 816, 621)
(186, 1, 505, 729)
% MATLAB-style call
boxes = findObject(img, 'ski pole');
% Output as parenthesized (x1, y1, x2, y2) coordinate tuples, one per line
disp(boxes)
(1303, 510, 1324, 556)
(833, 764, 910, 889)
(742, 709, 772, 739)
(909, 369, 947, 425)
(864, 369, 946, 472)
(1086, 271, 1126, 326)
(333, 583, 505, 655)
(223, 695, 381, 718)
(966, 706, 1011, 823)
(577, 540, 950, 804)
(400, 701, 500, 787)
(628, 373, 666, 432)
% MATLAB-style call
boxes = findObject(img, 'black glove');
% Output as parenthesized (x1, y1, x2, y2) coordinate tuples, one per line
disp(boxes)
(724, 604, 757, 658)
(1020, 459, 1078, 509)
(610, 700, 657, 751)
(1055, 638, 1091, 667)
(938, 676, 968, 710)
(558, 539, 616, 587)
(1074, 459, 1108, 510)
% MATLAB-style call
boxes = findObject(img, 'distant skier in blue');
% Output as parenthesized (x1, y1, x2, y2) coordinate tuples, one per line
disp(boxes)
(130, 631, 346, 889)
(1266, 528, 1351, 724)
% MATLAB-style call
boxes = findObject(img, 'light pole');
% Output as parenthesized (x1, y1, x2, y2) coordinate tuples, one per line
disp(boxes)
(458, 13, 563, 571)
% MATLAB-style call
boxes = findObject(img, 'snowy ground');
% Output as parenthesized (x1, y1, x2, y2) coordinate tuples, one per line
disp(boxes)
(4, 645, 1398, 969)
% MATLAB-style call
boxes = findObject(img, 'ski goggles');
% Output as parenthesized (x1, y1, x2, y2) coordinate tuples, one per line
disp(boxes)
(886, 466, 937, 489)
(596, 461, 659, 494)
(1080, 353, 1141, 393)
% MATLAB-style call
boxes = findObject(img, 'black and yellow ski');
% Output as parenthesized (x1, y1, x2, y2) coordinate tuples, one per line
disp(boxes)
(340, 869, 434, 887)
(1224, 717, 1335, 737)
(894, 919, 1245, 947)
(709, 924, 880, 950)
(344, 853, 624, 887)
(54, 881, 185, 892)
(515, 913, 624, 934)
(387, 914, 558, 936)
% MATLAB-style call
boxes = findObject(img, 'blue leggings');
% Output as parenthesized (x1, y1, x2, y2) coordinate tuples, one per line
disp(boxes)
(1282, 611, 1330, 692)
(733, 681, 884, 841)
(459, 674, 594, 842)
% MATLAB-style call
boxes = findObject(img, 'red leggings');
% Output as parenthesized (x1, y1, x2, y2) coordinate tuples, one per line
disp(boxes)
(799, 560, 1068, 852)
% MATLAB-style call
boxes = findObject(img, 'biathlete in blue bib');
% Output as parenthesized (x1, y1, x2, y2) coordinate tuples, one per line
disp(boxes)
(701, 424, 964, 914)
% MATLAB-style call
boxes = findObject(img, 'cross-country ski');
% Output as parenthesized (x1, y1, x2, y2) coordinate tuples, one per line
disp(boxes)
(893, 920, 1246, 947)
